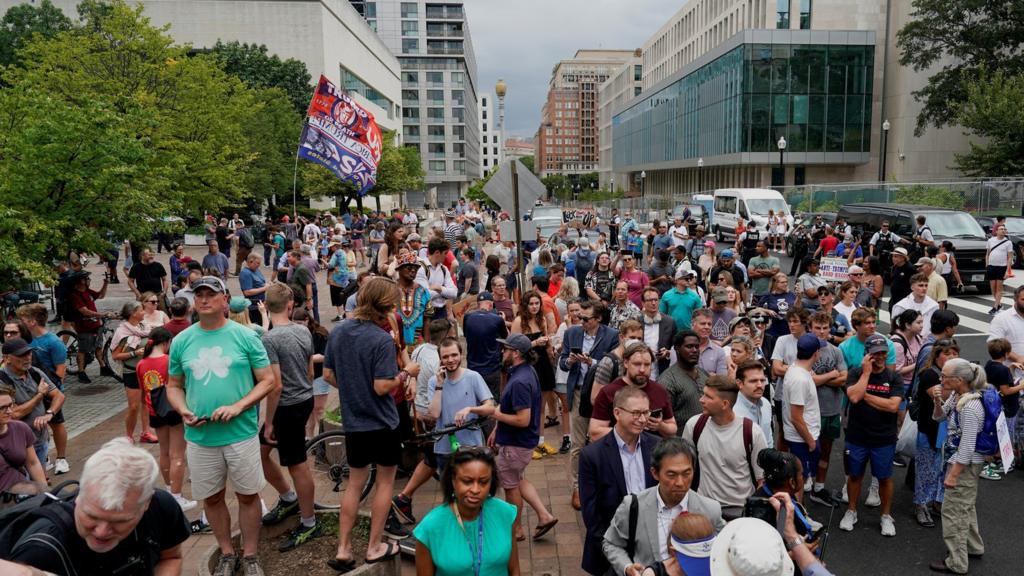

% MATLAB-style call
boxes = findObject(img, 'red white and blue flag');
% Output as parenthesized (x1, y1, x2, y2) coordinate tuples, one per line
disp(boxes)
(298, 75, 383, 196)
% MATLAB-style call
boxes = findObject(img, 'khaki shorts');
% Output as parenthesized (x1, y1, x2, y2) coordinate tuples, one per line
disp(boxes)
(186, 436, 265, 500)
(496, 445, 534, 489)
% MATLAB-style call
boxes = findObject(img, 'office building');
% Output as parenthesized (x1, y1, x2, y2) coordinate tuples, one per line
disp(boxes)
(536, 49, 636, 178)
(597, 50, 643, 192)
(478, 92, 503, 177)
(363, 0, 480, 208)
(612, 0, 974, 196)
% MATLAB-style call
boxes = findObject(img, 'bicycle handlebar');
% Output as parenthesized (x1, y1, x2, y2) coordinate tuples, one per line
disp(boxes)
(415, 417, 488, 440)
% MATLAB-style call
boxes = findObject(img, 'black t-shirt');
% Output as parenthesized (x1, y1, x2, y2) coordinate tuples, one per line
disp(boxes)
(709, 265, 745, 290)
(985, 360, 1019, 418)
(889, 262, 916, 304)
(128, 262, 167, 294)
(916, 368, 941, 445)
(10, 490, 190, 576)
(215, 225, 232, 251)
(844, 366, 905, 447)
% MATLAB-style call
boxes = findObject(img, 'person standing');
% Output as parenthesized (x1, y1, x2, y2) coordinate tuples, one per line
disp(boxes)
(416, 239, 458, 321)
(892, 273, 940, 335)
(888, 247, 916, 312)
(463, 291, 508, 400)
(166, 276, 276, 576)
(0, 339, 66, 473)
(202, 241, 230, 280)
(490, 334, 559, 542)
(128, 249, 169, 306)
(781, 334, 824, 504)
(68, 271, 115, 383)
(589, 342, 678, 441)
(640, 287, 676, 379)
(258, 283, 320, 552)
(985, 222, 1015, 314)
(395, 252, 431, 347)
(16, 304, 70, 475)
(691, 309, 728, 375)
(234, 220, 255, 277)
(238, 254, 268, 326)
(747, 241, 780, 302)
(660, 330, 708, 431)
(659, 268, 703, 331)
(608, 209, 622, 250)
(807, 311, 848, 505)
(733, 359, 774, 448)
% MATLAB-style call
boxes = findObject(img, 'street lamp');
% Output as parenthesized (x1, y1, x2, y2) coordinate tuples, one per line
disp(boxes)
(776, 136, 787, 187)
(879, 119, 891, 182)
(610, 176, 615, 193)
(697, 157, 704, 192)
(640, 170, 647, 198)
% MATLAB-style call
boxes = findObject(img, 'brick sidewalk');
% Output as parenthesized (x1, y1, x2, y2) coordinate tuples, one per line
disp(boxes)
(52, 243, 588, 575)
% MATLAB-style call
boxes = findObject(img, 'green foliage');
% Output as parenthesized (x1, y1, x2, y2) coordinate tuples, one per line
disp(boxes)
(896, 0, 1024, 135)
(301, 131, 423, 209)
(240, 88, 304, 206)
(953, 71, 1024, 177)
(542, 174, 568, 199)
(0, 0, 72, 69)
(466, 167, 497, 206)
(207, 40, 313, 113)
(794, 198, 840, 212)
(893, 185, 966, 210)
(519, 155, 535, 174)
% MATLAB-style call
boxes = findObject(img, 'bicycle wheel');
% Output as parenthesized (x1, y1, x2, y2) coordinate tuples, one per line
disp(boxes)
(57, 330, 80, 376)
(101, 338, 121, 382)
(305, 431, 375, 510)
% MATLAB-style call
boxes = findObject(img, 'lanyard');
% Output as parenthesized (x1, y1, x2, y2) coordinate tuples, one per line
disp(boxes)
(452, 504, 485, 576)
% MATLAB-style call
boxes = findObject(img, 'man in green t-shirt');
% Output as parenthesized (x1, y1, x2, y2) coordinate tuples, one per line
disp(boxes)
(747, 241, 781, 301)
(167, 276, 275, 576)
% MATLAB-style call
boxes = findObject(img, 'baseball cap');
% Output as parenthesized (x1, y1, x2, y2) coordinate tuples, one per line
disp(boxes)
(915, 257, 933, 267)
(848, 264, 864, 275)
(477, 291, 494, 302)
(1, 338, 33, 357)
(843, 234, 854, 242)
(796, 333, 826, 359)
(496, 333, 532, 354)
(229, 296, 251, 313)
(893, 247, 909, 258)
(709, 517, 794, 576)
(865, 333, 889, 354)
(192, 276, 227, 293)
(671, 531, 714, 576)
(396, 252, 420, 268)
(712, 287, 729, 303)
(704, 240, 715, 248)
(729, 316, 752, 331)
(676, 266, 698, 280)
(407, 232, 422, 242)
(721, 249, 735, 259)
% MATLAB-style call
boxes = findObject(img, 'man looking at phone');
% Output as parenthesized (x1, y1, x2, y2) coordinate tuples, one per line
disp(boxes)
(166, 276, 276, 576)
(589, 342, 677, 441)
(640, 287, 676, 379)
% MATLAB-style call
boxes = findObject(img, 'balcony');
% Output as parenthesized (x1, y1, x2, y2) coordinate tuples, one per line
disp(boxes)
(427, 46, 464, 56)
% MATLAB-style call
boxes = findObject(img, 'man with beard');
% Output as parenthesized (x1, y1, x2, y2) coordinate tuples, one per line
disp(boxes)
(588, 342, 677, 441)
(660, 330, 708, 430)
(395, 253, 431, 348)
(989, 284, 1024, 363)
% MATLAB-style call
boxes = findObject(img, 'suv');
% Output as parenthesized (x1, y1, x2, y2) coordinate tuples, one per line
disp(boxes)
(838, 204, 990, 292)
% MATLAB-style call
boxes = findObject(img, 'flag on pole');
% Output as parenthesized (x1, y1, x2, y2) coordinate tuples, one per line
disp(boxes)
(297, 75, 383, 196)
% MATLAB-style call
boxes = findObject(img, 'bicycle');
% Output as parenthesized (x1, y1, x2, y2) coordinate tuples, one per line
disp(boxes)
(59, 315, 121, 382)
(304, 418, 487, 510)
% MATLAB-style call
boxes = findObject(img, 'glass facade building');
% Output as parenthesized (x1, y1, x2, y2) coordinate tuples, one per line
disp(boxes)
(613, 30, 874, 172)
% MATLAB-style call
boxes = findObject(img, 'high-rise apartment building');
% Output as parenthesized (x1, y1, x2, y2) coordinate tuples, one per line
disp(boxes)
(611, 0, 974, 196)
(536, 50, 636, 178)
(358, 0, 480, 207)
(597, 51, 643, 191)
(478, 93, 503, 177)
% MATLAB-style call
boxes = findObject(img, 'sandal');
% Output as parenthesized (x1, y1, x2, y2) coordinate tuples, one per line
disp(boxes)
(533, 518, 559, 540)
(366, 540, 400, 564)
(326, 558, 356, 573)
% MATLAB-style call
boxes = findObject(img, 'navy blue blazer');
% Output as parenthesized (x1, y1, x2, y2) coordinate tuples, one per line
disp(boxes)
(578, 430, 659, 576)
(558, 323, 619, 409)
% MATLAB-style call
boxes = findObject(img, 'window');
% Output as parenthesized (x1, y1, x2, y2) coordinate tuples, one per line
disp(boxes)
(401, 2, 418, 18)
(483, 158, 489, 167)
(402, 21, 418, 36)
(799, 0, 811, 29)
(429, 160, 446, 172)
(364, 2, 376, 18)
(428, 125, 445, 138)
(454, 160, 466, 175)
(452, 126, 465, 139)
(402, 39, 419, 54)
(402, 107, 419, 119)
(404, 71, 418, 85)
(635, 86, 642, 96)
(634, 65, 642, 81)
(454, 143, 465, 158)
(405, 126, 420, 137)
(451, 90, 464, 106)
(482, 124, 488, 132)
(427, 71, 443, 85)
(482, 97, 488, 107)
(451, 72, 464, 85)
(776, 0, 790, 29)
(427, 107, 444, 120)
(427, 90, 444, 104)
(402, 89, 418, 102)
(428, 143, 445, 156)
(367, 20, 377, 32)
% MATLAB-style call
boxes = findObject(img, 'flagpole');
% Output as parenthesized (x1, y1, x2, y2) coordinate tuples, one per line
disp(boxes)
(291, 149, 300, 220)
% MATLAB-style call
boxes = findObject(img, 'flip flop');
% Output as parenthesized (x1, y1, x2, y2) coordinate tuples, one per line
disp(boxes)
(365, 540, 400, 564)
(533, 518, 559, 541)
(326, 558, 356, 573)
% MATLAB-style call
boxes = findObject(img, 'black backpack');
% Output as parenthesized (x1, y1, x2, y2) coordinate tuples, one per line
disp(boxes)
(0, 481, 79, 568)
(579, 354, 620, 419)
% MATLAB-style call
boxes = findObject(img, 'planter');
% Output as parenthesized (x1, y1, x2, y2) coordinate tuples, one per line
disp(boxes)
(184, 233, 207, 246)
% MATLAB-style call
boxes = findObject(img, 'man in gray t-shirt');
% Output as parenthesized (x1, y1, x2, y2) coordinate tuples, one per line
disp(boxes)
(258, 284, 319, 542)
(0, 339, 65, 467)
(807, 312, 849, 502)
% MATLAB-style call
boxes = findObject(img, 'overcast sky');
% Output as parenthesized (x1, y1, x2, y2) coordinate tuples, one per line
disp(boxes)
(464, 0, 681, 140)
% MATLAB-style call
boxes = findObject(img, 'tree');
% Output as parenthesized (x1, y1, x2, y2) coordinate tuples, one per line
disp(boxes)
(953, 71, 1024, 177)
(519, 155, 535, 174)
(207, 40, 314, 113)
(894, 185, 966, 210)
(541, 174, 567, 200)
(0, 0, 72, 69)
(240, 87, 304, 207)
(466, 168, 497, 206)
(896, 0, 1024, 135)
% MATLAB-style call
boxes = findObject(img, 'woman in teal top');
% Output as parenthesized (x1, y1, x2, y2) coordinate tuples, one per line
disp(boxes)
(413, 447, 520, 576)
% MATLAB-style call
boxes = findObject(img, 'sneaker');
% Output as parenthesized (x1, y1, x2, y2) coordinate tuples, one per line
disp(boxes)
(880, 514, 896, 537)
(173, 494, 198, 512)
(808, 488, 834, 507)
(54, 458, 70, 475)
(99, 365, 118, 378)
(77, 372, 93, 384)
(261, 497, 300, 526)
(839, 510, 858, 531)
(331, 315, 343, 322)
(980, 463, 1004, 481)
(45, 459, 54, 472)
(211, 554, 238, 576)
(532, 447, 545, 460)
(391, 494, 416, 525)
(538, 442, 558, 456)
(866, 484, 881, 507)
(190, 518, 213, 535)
(384, 511, 411, 539)
(278, 521, 323, 552)
(916, 504, 935, 527)
(806, 518, 824, 532)
(240, 555, 265, 576)
(139, 431, 159, 444)
(803, 476, 813, 492)
(559, 436, 571, 454)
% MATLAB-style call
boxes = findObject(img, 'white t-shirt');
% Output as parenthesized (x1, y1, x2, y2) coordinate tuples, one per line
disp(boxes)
(891, 295, 939, 335)
(782, 365, 821, 443)
(834, 301, 857, 328)
(989, 309, 1024, 359)
(669, 224, 689, 247)
(682, 414, 767, 509)
(987, 236, 1015, 267)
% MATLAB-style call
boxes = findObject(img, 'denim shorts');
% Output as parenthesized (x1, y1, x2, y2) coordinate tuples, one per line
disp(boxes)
(844, 441, 896, 480)
(312, 376, 331, 396)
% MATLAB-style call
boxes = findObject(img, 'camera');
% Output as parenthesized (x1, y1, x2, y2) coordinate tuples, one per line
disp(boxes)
(742, 496, 777, 526)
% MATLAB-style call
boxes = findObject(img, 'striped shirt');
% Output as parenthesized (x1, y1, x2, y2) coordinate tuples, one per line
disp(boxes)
(939, 393, 988, 465)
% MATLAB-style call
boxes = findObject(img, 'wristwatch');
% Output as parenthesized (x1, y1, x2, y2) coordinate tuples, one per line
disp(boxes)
(784, 537, 803, 551)
(45, 410, 54, 416)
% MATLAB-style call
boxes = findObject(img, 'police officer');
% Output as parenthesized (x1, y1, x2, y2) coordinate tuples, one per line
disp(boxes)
(869, 220, 904, 280)
(736, 222, 762, 266)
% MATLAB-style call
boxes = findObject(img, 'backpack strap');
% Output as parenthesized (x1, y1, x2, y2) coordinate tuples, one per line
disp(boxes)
(625, 493, 639, 560)
(743, 418, 756, 488)
(691, 414, 710, 490)
(3, 504, 78, 576)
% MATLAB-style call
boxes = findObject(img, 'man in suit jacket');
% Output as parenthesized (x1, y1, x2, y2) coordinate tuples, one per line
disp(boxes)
(579, 387, 659, 575)
(603, 437, 725, 576)
(559, 300, 619, 509)
(640, 286, 678, 378)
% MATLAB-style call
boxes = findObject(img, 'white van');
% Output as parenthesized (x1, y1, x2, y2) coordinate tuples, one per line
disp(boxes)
(712, 188, 793, 241)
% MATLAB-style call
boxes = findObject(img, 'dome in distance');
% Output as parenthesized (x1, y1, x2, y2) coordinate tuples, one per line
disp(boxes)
(495, 78, 507, 97)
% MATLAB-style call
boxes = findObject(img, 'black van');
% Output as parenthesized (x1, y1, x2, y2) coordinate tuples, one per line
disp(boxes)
(837, 203, 990, 292)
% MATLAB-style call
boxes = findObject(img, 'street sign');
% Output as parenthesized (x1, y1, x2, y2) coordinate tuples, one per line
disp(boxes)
(483, 160, 545, 214)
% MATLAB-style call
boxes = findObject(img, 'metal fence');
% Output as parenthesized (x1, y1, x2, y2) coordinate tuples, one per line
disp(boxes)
(562, 178, 1024, 222)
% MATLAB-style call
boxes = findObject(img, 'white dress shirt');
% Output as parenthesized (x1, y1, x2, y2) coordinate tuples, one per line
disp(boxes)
(656, 488, 689, 560)
(613, 429, 646, 496)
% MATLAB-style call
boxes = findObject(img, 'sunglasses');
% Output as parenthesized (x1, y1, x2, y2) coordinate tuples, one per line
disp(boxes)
(3, 330, 19, 335)
(578, 315, 595, 321)
(145, 300, 159, 304)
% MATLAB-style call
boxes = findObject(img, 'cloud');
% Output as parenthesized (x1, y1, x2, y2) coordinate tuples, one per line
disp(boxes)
(464, 0, 681, 139)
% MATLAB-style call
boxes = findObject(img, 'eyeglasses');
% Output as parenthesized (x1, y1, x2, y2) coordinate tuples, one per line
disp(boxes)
(578, 315, 595, 321)
(0, 403, 12, 412)
(145, 300, 158, 304)
(2, 330, 19, 336)
(616, 408, 651, 420)
(849, 273, 863, 277)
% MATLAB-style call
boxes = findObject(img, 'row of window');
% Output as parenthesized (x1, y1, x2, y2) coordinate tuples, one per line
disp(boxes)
(340, 66, 395, 119)
(402, 89, 465, 104)
(405, 125, 467, 139)
(402, 70, 465, 85)
(402, 38, 464, 54)
(403, 107, 467, 122)
(777, 0, 813, 30)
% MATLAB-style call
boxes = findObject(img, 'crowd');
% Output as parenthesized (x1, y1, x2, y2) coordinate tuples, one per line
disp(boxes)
(0, 202, 1021, 576)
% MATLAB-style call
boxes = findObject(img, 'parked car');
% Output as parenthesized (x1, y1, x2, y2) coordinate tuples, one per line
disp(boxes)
(839, 203, 990, 292)
(712, 188, 792, 241)
(975, 215, 1024, 269)
(785, 211, 837, 257)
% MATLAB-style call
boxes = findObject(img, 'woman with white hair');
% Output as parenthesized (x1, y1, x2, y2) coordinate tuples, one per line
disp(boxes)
(929, 358, 991, 574)
(4, 437, 190, 574)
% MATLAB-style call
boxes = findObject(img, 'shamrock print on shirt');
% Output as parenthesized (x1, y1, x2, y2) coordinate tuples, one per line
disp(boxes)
(189, 346, 233, 385)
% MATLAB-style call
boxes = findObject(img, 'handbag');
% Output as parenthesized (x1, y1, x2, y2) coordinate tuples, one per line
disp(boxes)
(896, 417, 918, 458)
(148, 385, 176, 419)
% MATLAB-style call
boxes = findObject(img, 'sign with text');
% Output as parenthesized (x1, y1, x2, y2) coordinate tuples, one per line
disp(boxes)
(819, 257, 850, 283)
(997, 412, 1016, 474)
(297, 75, 383, 196)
